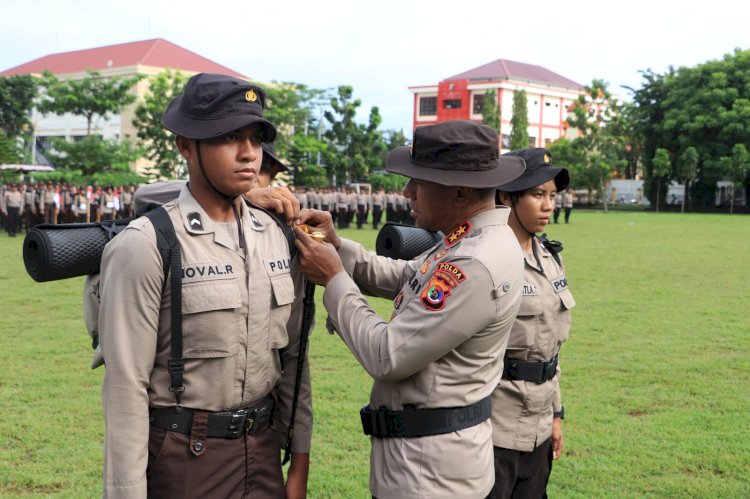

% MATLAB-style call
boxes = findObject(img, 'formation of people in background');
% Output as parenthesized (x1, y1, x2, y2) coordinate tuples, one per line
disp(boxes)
(0, 182, 137, 234)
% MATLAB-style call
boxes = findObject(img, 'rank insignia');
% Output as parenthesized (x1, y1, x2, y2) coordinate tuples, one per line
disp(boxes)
(444, 221, 472, 246)
(187, 212, 204, 231)
(250, 212, 263, 228)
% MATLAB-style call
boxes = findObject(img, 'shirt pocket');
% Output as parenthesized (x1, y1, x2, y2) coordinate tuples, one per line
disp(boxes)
(181, 279, 241, 358)
(508, 293, 543, 350)
(268, 274, 295, 350)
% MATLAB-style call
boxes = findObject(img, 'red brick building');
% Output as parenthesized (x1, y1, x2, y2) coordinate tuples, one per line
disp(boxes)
(409, 58, 584, 151)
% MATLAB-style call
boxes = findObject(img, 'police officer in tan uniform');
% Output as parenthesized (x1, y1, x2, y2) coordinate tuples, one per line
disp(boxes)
(295, 120, 526, 498)
(490, 148, 575, 498)
(97, 73, 312, 499)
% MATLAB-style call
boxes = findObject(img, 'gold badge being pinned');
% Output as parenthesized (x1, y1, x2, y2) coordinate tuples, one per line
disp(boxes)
(245, 89, 257, 102)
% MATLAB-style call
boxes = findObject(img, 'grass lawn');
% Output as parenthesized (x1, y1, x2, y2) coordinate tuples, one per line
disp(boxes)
(1, 210, 749, 497)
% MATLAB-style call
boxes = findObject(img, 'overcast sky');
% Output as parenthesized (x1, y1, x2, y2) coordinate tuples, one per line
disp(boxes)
(1, 0, 747, 137)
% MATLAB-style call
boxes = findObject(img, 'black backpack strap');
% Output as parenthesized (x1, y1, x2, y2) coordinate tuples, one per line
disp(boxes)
(144, 207, 185, 408)
(245, 201, 297, 258)
(539, 233, 564, 268)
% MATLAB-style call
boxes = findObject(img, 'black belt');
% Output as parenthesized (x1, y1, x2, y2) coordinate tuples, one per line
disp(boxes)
(149, 394, 274, 439)
(502, 355, 558, 384)
(360, 396, 491, 438)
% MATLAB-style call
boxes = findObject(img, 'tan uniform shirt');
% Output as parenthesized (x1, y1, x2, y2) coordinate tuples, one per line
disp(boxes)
(4, 190, 23, 210)
(357, 192, 370, 208)
(98, 186, 312, 499)
(324, 207, 523, 499)
(100, 193, 115, 215)
(563, 192, 574, 208)
(491, 237, 574, 452)
(372, 192, 385, 207)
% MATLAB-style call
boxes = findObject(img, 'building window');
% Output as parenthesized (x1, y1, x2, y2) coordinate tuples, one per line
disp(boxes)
(502, 134, 511, 149)
(444, 99, 462, 110)
(473, 94, 485, 114)
(528, 136, 536, 147)
(544, 138, 553, 147)
(419, 96, 437, 116)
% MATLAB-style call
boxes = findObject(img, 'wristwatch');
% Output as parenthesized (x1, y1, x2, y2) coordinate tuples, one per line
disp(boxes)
(553, 406, 565, 420)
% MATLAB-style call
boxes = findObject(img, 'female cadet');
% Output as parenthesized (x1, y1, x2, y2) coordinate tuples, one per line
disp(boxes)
(490, 147, 575, 498)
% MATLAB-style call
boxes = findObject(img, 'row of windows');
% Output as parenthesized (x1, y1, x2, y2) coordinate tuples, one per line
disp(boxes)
(420, 95, 563, 116)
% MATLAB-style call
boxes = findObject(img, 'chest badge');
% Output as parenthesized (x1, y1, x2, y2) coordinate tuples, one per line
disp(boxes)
(444, 221, 472, 246)
(250, 212, 263, 228)
(419, 259, 430, 274)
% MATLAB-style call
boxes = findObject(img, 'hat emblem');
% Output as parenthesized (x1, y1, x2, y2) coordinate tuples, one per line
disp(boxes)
(544, 154, 551, 163)
(245, 90, 257, 102)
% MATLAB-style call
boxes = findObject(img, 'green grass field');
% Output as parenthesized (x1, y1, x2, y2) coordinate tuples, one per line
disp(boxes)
(1, 210, 749, 498)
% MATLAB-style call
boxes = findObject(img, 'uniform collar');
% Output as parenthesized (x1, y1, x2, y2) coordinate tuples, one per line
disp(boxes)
(176, 185, 253, 256)
(442, 206, 511, 246)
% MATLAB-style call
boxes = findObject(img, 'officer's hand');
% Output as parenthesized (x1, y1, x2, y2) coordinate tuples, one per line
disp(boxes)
(294, 227, 345, 286)
(298, 209, 341, 249)
(244, 186, 300, 225)
(551, 417, 563, 459)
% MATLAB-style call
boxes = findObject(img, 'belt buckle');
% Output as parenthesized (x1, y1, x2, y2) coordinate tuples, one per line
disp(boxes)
(228, 409, 248, 437)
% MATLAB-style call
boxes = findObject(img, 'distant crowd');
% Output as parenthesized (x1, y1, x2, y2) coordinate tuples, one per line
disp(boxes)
(0, 182, 415, 237)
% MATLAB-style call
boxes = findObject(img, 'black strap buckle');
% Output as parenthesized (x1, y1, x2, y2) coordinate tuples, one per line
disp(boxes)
(361, 406, 405, 438)
(228, 409, 248, 438)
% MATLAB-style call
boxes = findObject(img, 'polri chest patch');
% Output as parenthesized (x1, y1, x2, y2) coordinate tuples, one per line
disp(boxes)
(550, 275, 568, 294)
(264, 257, 292, 276)
(182, 261, 236, 283)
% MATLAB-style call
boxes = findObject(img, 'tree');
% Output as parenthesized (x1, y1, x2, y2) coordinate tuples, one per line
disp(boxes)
(264, 82, 331, 186)
(38, 69, 144, 136)
(565, 80, 625, 210)
(132, 69, 188, 179)
(323, 86, 386, 185)
(652, 148, 671, 212)
(677, 147, 698, 212)
(0, 74, 37, 137)
(45, 136, 141, 177)
(481, 89, 500, 133)
(509, 90, 529, 150)
(724, 143, 750, 213)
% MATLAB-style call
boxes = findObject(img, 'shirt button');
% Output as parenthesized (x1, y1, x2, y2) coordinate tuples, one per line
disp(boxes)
(502, 282, 510, 292)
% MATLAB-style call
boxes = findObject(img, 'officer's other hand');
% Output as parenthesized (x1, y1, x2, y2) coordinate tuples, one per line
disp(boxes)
(551, 417, 563, 459)
(298, 209, 341, 249)
(294, 227, 345, 286)
(285, 452, 309, 499)
(244, 186, 300, 225)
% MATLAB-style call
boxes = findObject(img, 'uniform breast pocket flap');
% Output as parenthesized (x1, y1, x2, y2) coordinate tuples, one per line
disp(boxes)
(270, 274, 295, 307)
(181, 280, 242, 358)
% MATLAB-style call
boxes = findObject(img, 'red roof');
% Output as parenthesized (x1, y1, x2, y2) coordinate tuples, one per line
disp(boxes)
(445, 58, 581, 89)
(0, 38, 247, 79)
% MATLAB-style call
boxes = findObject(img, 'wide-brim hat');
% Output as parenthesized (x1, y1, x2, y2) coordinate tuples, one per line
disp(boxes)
(261, 142, 289, 172)
(386, 120, 525, 188)
(497, 148, 569, 192)
(162, 73, 277, 142)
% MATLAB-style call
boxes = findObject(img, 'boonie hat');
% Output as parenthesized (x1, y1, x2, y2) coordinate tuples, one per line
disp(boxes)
(261, 142, 289, 172)
(497, 148, 569, 192)
(386, 120, 525, 188)
(162, 73, 277, 142)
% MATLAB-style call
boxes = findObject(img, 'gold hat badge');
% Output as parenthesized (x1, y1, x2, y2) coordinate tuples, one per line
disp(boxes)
(245, 89, 257, 102)
(544, 154, 551, 163)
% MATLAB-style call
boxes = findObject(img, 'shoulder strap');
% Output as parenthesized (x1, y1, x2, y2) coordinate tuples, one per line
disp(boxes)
(144, 207, 185, 407)
(538, 233, 564, 268)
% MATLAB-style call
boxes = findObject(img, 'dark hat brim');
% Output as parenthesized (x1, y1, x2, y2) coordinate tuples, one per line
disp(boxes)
(262, 148, 289, 172)
(161, 95, 277, 142)
(386, 146, 525, 188)
(497, 166, 569, 193)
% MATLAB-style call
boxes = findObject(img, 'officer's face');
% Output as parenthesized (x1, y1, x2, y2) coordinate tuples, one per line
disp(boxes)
(403, 178, 452, 232)
(512, 179, 557, 233)
(180, 125, 263, 197)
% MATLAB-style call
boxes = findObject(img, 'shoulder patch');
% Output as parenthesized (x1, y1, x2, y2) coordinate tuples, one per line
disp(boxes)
(550, 275, 568, 293)
(420, 262, 468, 311)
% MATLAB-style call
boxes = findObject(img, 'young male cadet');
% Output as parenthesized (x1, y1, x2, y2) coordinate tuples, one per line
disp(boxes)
(97, 73, 311, 498)
(295, 120, 526, 498)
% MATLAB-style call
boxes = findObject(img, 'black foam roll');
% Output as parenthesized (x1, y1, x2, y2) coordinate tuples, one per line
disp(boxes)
(375, 223, 443, 260)
(23, 220, 132, 282)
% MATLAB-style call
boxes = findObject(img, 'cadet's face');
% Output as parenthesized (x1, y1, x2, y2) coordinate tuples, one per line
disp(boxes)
(182, 125, 263, 197)
(512, 179, 557, 233)
(402, 178, 451, 232)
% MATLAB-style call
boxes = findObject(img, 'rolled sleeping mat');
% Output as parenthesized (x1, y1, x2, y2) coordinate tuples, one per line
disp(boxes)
(375, 222, 443, 260)
(23, 220, 132, 282)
